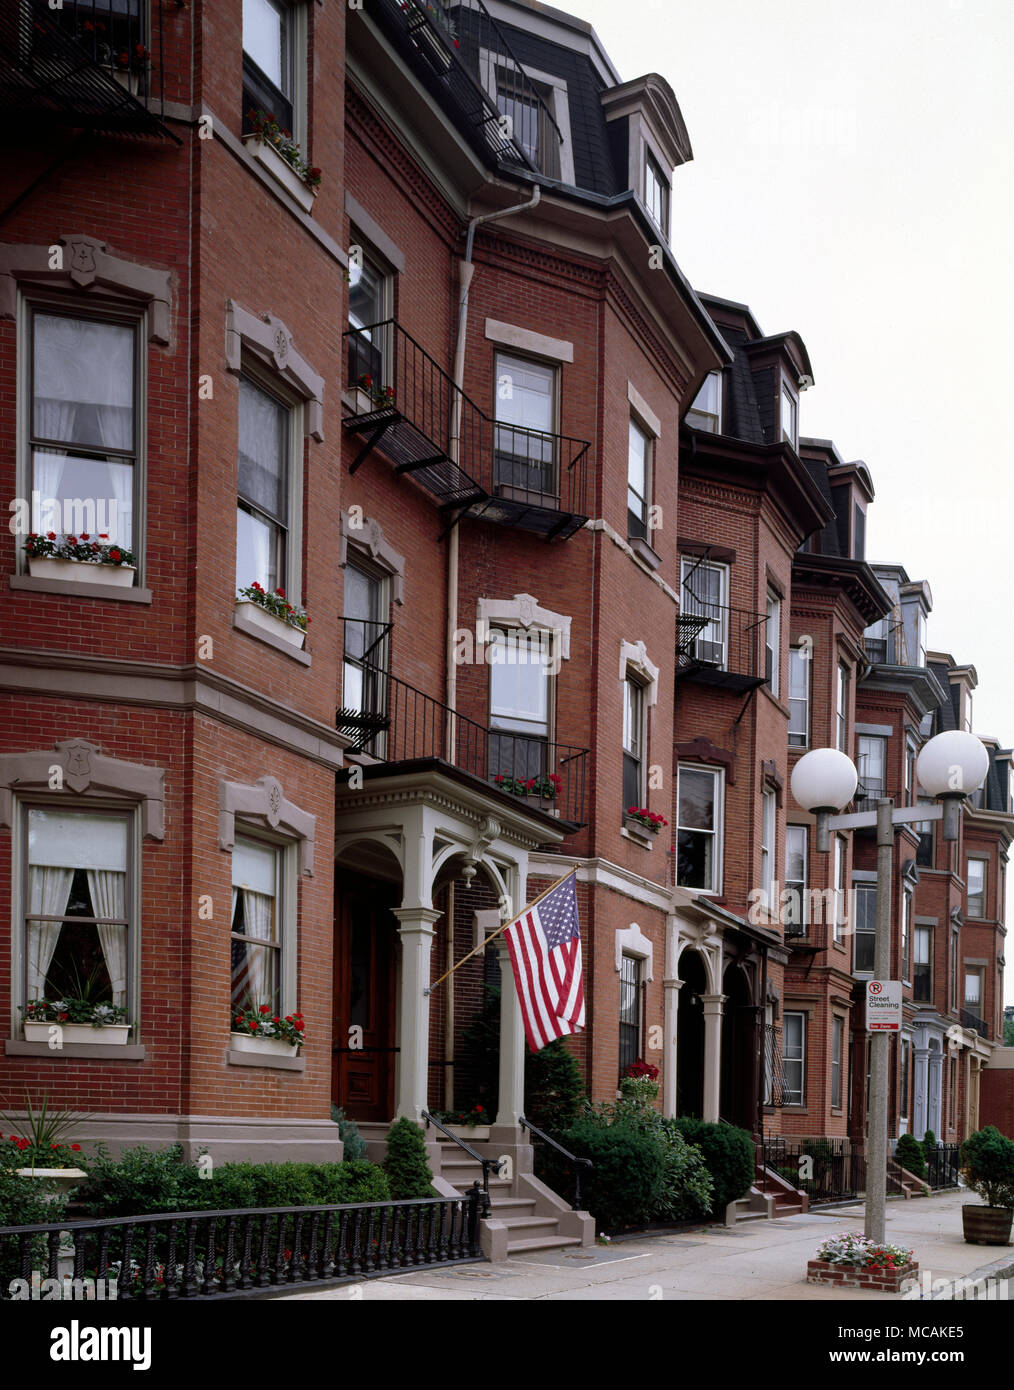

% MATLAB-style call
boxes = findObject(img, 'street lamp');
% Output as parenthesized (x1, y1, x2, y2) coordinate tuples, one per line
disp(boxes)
(790, 729, 988, 1244)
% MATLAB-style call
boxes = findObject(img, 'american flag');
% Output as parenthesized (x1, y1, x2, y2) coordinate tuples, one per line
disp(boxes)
(503, 871, 585, 1052)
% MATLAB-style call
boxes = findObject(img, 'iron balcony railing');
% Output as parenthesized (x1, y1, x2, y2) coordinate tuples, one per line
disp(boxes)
(761, 1137, 870, 1206)
(762, 1024, 786, 1106)
(960, 1007, 990, 1035)
(345, 321, 590, 540)
(0, 0, 174, 138)
(675, 598, 768, 689)
(364, 0, 562, 177)
(337, 668, 589, 829)
(338, 617, 393, 754)
(0, 1194, 483, 1301)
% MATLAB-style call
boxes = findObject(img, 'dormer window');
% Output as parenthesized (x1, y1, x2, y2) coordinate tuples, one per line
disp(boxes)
(780, 380, 798, 449)
(686, 371, 722, 432)
(644, 149, 670, 237)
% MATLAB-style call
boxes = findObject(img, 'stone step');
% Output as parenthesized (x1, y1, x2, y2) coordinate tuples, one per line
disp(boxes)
(771, 1203, 803, 1218)
(496, 1215, 560, 1232)
(505, 1235, 584, 1255)
(489, 1197, 537, 1213)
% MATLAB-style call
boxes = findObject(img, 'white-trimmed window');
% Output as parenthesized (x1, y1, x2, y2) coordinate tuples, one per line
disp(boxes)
(760, 789, 776, 909)
(28, 306, 139, 560)
(230, 835, 294, 1019)
(242, 0, 306, 146)
(836, 662, 848, 752)
(622, 673, 647, 812)
(853, 882, 876, 973)
(831, 1014, 843, 1110)
(495, 353, 558, 501)
(681, 558, 728, 668)
(348, 242, 393, 388)
(23, 805, 134, 1017)
(765, 590, 781, 695)
(644, 148, 670, 237)
(913, 921, 931, 1002)
(785, 824, 807, 934)
(627, 416, 651, 540)
(857, 734, 886, 804)
(618, 953, 643, 1077)
(489, 625, 552, 786)
(236, 372, 300, 600)
(788, 647, 810, 747)
(780, 379, 798, 449)
(686, 371, 721, 432)
(966, 858, 986, 918)
(833, 834, 847, 943)
(676, 765, 722, 893)
(783, 1011, 805, 1106)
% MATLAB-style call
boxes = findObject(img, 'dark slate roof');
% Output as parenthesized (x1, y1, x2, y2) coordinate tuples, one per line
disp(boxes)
(982, 748, 1010, 813)
(801, 457, 842, 557)
(926, 662, 957, 732)
(497, 22, 618, 195)
(720, 327, 765, 445)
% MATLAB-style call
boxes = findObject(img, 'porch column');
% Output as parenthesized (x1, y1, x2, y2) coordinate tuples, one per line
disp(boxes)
(913, 1047, 929, 1138)
(495, 940, 525, 1126)
(701, 993, 726, 1123)
(928, 1049, 943, 1136)
(392, 907, 441, 1121)
(662, 976, 683, 1118)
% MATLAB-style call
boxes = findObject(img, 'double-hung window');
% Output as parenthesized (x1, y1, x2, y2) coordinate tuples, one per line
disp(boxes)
(857, 734, 886, 806)
(853, 882, 876, 973)
(783, 1011, 805, 1106)
(686, 371, 721, 432)
(681, 558, 728, 668)
(627, 417, 651, 540)
(785, 825, 807, 935)
(489, 626, 551, 785)
(964, 967, 984, 1021)
(231, 837, 285, 1017)
(494, 353, 558, 503)
(900, 1038, 910, 1120)
(950, 932, 959, 1011)
(788, 648, 810, 747)
(24, 806, 133, 1016)
(644, 149, 670, 238)
(780, 380, 798, 449)
(242, 0, 297, 136)
(236, 374, 293, 597)
(342, 561, 390, 755)
(833, 835, 847, 943)
(618, 954, 642, 1078)
(622, 674, 646, 812)
(348, 244, 393, 392)
(831, 1015, 843, 1110)
(29, 308, 138, 564)
(676, 765, 722, 893)
(913, 923, 931, 1002)
(836, 662, 849, 752)
(760, 789, 776, 909)
(765, 590, 781, 695)
(966, 858, 986, 918)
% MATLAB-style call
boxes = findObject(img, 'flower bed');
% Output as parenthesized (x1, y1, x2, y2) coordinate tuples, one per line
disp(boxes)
(807, 1231, 917, 1292)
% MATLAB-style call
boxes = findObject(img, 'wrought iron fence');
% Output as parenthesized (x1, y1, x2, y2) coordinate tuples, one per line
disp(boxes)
(761, 1137, 868, 1205)
(924, 1143, 961, 1190)
(959, 1008, 989, 1036)
(0, 1193, 483, 1301)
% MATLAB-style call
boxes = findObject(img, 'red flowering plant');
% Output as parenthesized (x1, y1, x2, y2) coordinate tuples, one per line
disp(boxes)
(23, 532, 136, 567)
(619, 1058, 660, 1107)
(431, 1105, 488, 1128)
(232, 1003, 306, 1049)
(20, 997, 128, 1027)
(246, 108, 322, 189)
(356, 373, 396, 409)
(625, 806, 668, 833)
(0, 1094, 91, 1170)
(623, 1058, 659, 1081)
(237, 580, 309, 633)
(115, 42, 150, 73)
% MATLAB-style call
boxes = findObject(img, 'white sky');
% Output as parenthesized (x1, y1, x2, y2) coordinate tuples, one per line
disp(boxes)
(561, 0, 1014, 1000)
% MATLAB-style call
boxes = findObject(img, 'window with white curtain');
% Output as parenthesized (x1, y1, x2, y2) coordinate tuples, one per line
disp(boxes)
(30, 309, 137, 553)
(231, 837, 283, 1017)
(236, 374, 292, 596)
(24, 807, 132, 1015)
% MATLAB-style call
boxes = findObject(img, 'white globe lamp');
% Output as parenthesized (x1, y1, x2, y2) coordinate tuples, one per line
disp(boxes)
(790, 748, 859, 814)
(917, 730, 989, 840)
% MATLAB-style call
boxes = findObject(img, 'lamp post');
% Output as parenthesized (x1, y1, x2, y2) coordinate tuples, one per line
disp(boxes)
(790, 730, 988, 1245)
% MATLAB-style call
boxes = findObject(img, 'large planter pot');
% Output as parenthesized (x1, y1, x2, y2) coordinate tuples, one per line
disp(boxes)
(961, 1204, 1014, 1245)
(16, 1167, 88, 1195)
(230, 1032, 300, 1059)
(23, 1021, 130, 1045)
(235, 599, 306, 650)
(242, 134, 317, 214)
(27, 557, 136, 588)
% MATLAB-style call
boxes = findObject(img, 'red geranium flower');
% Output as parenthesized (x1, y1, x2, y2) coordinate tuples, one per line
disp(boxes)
(259, 1004, 271, 1013)
(47, 531, 57, 540)
(109, 549, 122, 561)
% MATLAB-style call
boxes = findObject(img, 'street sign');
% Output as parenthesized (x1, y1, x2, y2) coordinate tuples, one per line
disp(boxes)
(866, 979, 902, 1031)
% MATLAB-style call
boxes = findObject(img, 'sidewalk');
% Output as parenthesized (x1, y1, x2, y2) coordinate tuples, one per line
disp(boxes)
(274, 1191, 1014, 1301)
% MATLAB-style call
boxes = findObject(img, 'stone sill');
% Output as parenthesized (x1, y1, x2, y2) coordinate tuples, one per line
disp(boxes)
(10, 574, 152, 603)
(226, 1047, 305, 1072)
(6, 1040, 146, 1060)
(627, 535, 662, 571)
(233, 606, 312, 665)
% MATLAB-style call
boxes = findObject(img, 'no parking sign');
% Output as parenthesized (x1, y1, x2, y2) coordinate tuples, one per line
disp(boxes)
(866, 979, 902, 1031)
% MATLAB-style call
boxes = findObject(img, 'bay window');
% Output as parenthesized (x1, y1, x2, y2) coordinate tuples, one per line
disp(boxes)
(676, 765, 722, 893)
(236, 374, 293, 597)
(853, 882, 876, 973)
(231, 837, 284, 1017)
(857, 734, 886, 805)
(681, 558, 728, 668)
(966, 858, 986, 918)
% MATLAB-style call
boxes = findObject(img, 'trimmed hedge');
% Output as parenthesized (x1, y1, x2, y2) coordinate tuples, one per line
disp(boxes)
(673, 1118, 755, 1217)
(382, 1119, 435, 1200)
(543, 1114, 666, 1231)
(894, 1133, 926, 1181)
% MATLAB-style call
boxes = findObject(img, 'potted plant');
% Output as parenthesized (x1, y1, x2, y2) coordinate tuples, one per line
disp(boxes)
(112, 41, 149, 96)
(243, 108, 321, 214)
(353, 372, 396, 416)
(24, 533, 136, 588)
(960, 1126, 1014, 1245)
(434, 1105, 490, 1140)
(21, 998, 130, 1046)
(2, 1097, 90, 1196)
(231, 1004, 306, 1057)
(236, 581, 309, 650)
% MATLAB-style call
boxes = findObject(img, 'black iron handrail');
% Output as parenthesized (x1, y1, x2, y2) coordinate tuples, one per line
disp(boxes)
(0, 1193, 483, 1300)
(519, 1115, 591, 1209)
(423, 1110, 501, 1216)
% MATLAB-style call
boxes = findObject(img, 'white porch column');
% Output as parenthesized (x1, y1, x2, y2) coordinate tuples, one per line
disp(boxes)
(928, 1049, 943, 1136)
(662, 979, 683, 1119)
(392, 907, 440, 1121)
(495, 940, 526, 1126)
(913, 1048, 929, 1138)
(701, 993, 725, 1123)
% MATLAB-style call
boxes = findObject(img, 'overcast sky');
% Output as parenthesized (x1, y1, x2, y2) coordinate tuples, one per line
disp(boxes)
(564, 0, 1014, 996)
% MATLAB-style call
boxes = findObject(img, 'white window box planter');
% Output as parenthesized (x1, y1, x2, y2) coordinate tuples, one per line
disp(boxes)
(17, 1167, 88, 1195)
(440, 1125, 491, 1141)
(27, 557, 136, 588)
(112, 67, 145, 98)
(623, 815, 659, 846)
(242, 134, 317, 214)
(230, 1032, 300, 1058)
(234, 599, 306, 650)
(23, 1021, 131, 1045)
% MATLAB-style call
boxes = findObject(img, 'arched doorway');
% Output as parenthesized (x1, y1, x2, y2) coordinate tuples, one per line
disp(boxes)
(676, 949, 707, 1117)
(720, 962, 757, 1133)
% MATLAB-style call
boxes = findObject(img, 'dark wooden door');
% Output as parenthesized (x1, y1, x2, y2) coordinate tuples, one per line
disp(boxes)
(333, 873, 397, 1122)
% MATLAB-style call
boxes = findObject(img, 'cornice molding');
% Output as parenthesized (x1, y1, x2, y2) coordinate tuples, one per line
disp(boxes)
(225, 299, 324, 440)
(219, 775, 316, 875)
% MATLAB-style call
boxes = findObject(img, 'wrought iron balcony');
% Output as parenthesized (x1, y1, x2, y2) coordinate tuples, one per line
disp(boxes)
(674, 601, 768, 693)
(0, 0, 174, 139)
(344, 321, 590, 541)
(336, 659, 588, 830)
(363, 0, 562, 177)
(960, 1007, 989, 1035)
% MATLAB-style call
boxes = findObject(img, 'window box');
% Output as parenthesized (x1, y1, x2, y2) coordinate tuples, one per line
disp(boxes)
(27, 557, 136, 589)
(242, 134, 317, 214)
(16, 1167, 88, 1195)
(234, 598, 306, 650)
(23, 1021, 130, 1046)
(623, 815, 657, 847)
(229, 1032, 300, 1059)
(441, 1125, 491, 1141)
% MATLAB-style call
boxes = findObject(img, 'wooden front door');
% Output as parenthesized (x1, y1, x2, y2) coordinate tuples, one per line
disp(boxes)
(333, 873, 398, 1122)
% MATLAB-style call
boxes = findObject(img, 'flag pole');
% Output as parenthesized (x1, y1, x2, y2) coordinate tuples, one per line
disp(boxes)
(424, 867, 577, 996)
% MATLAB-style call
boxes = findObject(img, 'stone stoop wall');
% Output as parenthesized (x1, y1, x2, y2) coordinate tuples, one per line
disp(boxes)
(806, 1259, 919, 1293)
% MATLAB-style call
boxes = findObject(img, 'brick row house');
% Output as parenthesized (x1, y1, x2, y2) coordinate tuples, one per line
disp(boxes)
(0, 0, 1008, 1234)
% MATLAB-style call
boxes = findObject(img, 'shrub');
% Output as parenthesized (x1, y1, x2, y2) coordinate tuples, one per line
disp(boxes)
(331, 1106, 368, 1162)
(894, 1133, 926, 1181)
(674, 1118, 755, 1217)
(961, 1126, 1014, 1208)
(316, 1159, 390, 1205)
(656, 1120, 713, 1221)
(382, 1119, 435, 1200)
(922, 1129, 938, 1151)
(77, 1143, 203, 1218)
(543, 1113, 665, 1231)
(0, 1139, 68, 1297)
(524, 1039, 585, 1133)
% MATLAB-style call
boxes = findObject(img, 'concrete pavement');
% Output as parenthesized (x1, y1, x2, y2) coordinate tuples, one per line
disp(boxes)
(273, 1190, 1014, 1301)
